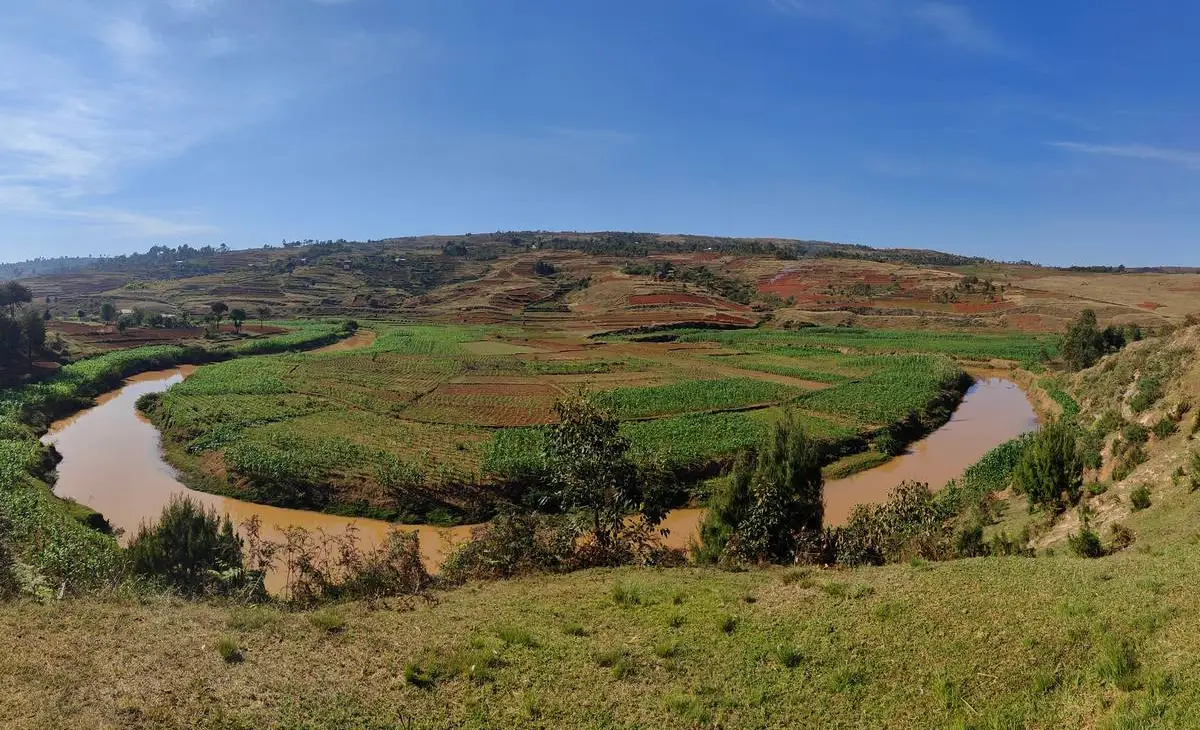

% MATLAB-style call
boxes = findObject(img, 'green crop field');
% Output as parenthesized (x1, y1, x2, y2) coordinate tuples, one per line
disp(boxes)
(646, 326, 1059, 362)
(135, 321, 1028, 523)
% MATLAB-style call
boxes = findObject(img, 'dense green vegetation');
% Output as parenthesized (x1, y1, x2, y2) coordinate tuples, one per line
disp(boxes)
(634, 325, 1059, 362)
(0, 323, 347, 596)
(141, 322, 985, 521)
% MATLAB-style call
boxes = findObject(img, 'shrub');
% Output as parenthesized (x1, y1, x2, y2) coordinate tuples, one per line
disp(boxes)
(1108, 523, 1136, 552)
(1087, 482, 1109, 497)
(1112, 444, 1147, 482)
(1094, 409, 1124, 436)
(1068, 527, 1105, 558)
(953, 520, 986, 558)
(1130, 485, 1152, 511)
(594, 648, 628, 669)
(837, 481, 951, 566)
(1131, 376, 1164, 414)
(266, 526, 430, 606)
(1015, 419, 1084, 512)
(440, 513, 576, 583)
(697, 411, 824, 565)
(718, 614, 738, 634)
(872, 430, 903, 457)
(127, 496, 244, 597)
(216, 636, 243, 664)
(0, 515, 17, 600)
(1152, 417, 1178, 439)
(653, 641, 679, 659)
(1122, 423, 1149, 445)
(563, 623, 587, 637)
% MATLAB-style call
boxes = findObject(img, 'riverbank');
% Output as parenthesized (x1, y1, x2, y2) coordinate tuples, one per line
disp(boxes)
(0, 322, 356, 596)
(45, 365, 1035, 580)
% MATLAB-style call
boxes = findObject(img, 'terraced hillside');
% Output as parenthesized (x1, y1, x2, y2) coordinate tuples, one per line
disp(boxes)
(17, 234, 1197, 353)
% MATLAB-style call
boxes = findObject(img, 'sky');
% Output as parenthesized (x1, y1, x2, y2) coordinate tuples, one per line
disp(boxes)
(2, 1, 1199, 266)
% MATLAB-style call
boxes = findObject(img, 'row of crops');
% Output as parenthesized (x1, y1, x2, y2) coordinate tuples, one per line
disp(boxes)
(641, 326, 1059, 363)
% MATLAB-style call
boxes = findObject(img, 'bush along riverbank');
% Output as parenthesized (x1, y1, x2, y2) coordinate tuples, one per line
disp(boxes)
(0, 322, 353, 598)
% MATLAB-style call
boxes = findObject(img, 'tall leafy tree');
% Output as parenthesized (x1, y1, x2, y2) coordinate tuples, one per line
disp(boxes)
(230, 308, 247, 334)
(0, 281, 32, 317)
(543, 393, 661, 548)
(1062, 309, 1105, 371)
(19, 309, 45, 368)
(210, 302, 229, 327)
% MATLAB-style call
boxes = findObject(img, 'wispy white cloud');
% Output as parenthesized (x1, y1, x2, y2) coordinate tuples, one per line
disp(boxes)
(769, 0, 1015, 56)
(0, 1, 427, 243)
(1050, 142, 1200, 170)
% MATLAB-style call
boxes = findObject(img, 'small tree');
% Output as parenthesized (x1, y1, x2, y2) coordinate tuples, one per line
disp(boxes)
(230, 308, 247, 334)
(1062, 309, 1105, 371)
(128, 496, 243, 596)
(697, 410, 824, 564)
(1015, 418, 1084, 512)
(543, 393, 657, 549)
(19, 308, 46, 369)
(99, 301, 117, 324)
(257, 306, 273, 328)
(0, 281, 32, 317)
(210, 302, 229, 328)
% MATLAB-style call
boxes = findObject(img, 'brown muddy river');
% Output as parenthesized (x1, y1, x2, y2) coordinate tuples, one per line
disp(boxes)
(42, 368, 475, 591)
(44, 372, 1035, 584)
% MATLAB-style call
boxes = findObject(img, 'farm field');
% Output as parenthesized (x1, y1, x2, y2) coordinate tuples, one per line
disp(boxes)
(142, 320, 1041, 523)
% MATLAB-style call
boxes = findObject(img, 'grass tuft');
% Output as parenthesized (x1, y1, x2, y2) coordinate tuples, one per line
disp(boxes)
(216, 636, 243, 664)
(775, 644, 804, 668)
(495, 625, 538, 648)
(309, 608, 346, 634)
(1095, 635, 1141, 692)
(611, 581, 646, 608)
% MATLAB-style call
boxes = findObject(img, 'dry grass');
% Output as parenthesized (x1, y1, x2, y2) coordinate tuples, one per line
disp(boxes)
(3, 547, 1200, 728)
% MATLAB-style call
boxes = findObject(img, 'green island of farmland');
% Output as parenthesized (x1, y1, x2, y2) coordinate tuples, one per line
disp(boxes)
(136, 321, 1042, 523)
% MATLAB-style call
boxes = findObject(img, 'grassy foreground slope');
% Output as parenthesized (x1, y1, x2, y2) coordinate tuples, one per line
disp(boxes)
(2, 543, 1198, 729)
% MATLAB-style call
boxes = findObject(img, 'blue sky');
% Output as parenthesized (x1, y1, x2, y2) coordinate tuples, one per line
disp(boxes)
(2, 1, 1199, 266)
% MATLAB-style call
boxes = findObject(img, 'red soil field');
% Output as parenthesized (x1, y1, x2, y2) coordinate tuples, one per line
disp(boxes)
(628, 293, 720, 307)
